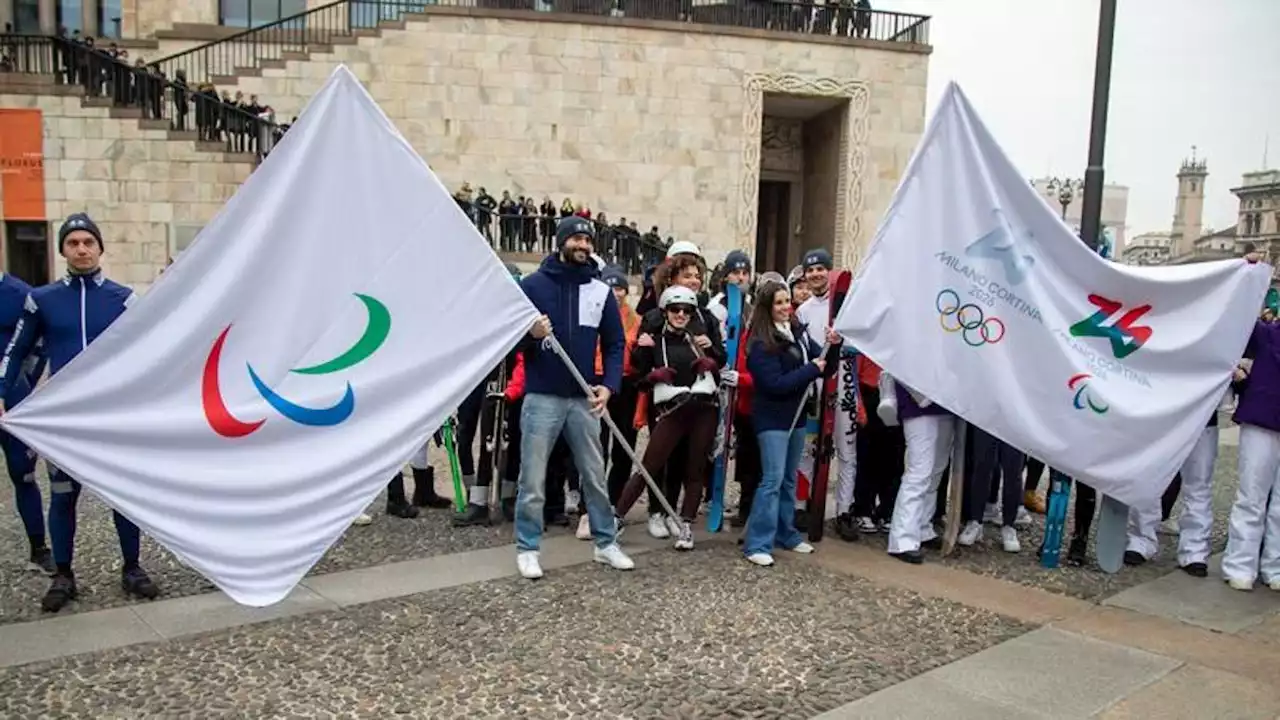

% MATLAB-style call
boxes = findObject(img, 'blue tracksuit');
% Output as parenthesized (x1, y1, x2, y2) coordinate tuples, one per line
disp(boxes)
(0, 270, 140, 568)
(0, 273, 47, 543)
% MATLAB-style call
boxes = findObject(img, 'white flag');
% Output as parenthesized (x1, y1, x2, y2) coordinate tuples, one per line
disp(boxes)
(1, 66, 539, 606)
(834, 82, 1269, 507)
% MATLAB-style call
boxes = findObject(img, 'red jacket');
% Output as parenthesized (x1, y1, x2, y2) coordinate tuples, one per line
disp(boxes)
(734, 330, 754, 416)
(504, 352, 526, 402)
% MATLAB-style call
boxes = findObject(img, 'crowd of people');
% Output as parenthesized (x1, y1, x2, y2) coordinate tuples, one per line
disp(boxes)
(2, 212, 1277, 613)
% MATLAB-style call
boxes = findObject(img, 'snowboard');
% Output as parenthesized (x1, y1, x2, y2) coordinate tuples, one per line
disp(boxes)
(441, 417, 466, 513)
(807, 269, 852, 542)
(941, 420, 969, 556)
(707, 283, 744, 532)
(1094, 494, 1128, 573)
(476, 358, 509, 523)
(1039, 469, 1072, 569)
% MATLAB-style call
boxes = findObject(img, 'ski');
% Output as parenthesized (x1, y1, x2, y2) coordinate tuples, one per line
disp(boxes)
(807, 269, 852, 542)
(1039, 470, 1071, 568)
(441, 417, 466, 513)
(476, 358, 509, 523)
(1094, 494, 1127, 573)
(707, 282, 743, 533)
(941, 420, 968, 556)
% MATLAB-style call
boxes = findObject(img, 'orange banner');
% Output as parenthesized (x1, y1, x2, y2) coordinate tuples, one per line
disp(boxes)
(0, 109, 47, 221)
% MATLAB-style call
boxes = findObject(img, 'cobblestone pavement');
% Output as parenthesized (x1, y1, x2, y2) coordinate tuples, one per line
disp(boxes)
(0, 444, 521, 625)
(852, 445, 1239, 602)
(0, 546, 1030, 719)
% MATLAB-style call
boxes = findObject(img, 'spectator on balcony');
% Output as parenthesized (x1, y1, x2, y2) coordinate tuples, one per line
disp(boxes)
(476, 187, 497, 242)
(522, 197, 539, 251)
(854, 0, 872, 37)
(171, 69, 190, 132)
(195, 83, 219, 141)
(574, 203, 591, 220)
(456, 182, 475, 224)
(539, 196, 557, 251)
(644, 225, 662, 250)
(499, 190, 519, 252)
(560, 197, 575, 218)
(596, 212, 612, 261)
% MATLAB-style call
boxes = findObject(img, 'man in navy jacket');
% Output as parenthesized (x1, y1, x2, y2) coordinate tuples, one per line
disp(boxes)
(513, 216, 634, 580)
(0, 213, 161, 612)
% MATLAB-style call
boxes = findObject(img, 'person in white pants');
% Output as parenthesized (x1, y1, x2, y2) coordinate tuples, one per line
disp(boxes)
(1124, 415, 1218, 576)
(1222, 295, 1280, 592)
(885, 379, 954, 564)
(793, 248, 858, 536)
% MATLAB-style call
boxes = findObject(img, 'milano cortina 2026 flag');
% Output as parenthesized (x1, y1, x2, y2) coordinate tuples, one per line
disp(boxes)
(834, 82, 1270, 507)
(1, 66, 539, 606)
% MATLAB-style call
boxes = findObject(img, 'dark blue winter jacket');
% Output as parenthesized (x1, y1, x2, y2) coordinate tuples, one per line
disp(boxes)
(746, 321, 825, 432)
(0, 273, 47, 405)
(0, 270, 132, 402)
(519, 254, 624, 398)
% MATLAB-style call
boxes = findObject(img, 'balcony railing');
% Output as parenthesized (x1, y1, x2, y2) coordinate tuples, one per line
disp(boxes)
(149, 0, 929, 87)
(1, 34, 280, 162)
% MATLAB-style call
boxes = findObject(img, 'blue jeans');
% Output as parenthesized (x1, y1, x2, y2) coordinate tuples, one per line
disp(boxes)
(743, 429, 806, 556)
(515, 393, 616, 552)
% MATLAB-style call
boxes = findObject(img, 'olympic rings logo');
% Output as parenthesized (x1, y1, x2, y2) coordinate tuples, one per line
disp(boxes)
(936, 289, 1006, 347)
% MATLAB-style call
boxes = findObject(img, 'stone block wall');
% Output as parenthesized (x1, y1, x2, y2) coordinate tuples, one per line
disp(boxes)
(0, 93, 253, 292)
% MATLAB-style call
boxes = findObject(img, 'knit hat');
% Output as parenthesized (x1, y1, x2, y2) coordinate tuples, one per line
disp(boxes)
(602, 268, 629, 291)
(59, 212, 103, 251)
(723, 249, 751, 273)
(555, 216, 595, 248)
(802, 248, 833, 270)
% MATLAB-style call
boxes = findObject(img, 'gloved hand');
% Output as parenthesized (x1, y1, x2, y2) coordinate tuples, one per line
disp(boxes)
(646, 367, 677, 385)
(691, 356, 719, 375)
(720, 369, 739, 387)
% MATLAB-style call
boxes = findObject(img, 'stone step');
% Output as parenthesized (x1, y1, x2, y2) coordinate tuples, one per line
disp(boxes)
(231, 66, 263, 78)
(222, 152, 259, 164)
(81, 96, 113, 108)
(281, 51, 310, 61)
(168, 130, 199, 141)
(109, 107, 142, 119)
(139, 118, 169, 131)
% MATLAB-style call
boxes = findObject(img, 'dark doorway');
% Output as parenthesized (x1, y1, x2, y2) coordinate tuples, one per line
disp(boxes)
(756, 180, 791, 274)
(4, 221, 51, 286)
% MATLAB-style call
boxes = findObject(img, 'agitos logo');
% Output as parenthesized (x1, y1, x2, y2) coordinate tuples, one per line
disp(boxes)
(201, 294, 391, 438)
(936, 288, 1005, 346)
(1067, 373, 1109, 414)
(1068, 294, 1153, 359)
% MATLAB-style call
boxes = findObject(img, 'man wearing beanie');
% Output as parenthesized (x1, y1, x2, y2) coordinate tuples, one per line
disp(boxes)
(0, 212, 161, 612)
(512, 216, 634, 579)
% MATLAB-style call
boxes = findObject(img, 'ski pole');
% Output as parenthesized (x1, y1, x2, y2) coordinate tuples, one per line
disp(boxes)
(542, 336, 682, 521)
(785, 342, 832, 432)
(441, 417, 466, 513)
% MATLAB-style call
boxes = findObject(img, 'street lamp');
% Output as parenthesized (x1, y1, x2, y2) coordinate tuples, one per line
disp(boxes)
(1045, 177, 1080, 220)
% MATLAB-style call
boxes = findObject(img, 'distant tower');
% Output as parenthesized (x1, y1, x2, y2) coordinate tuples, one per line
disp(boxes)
(1171, 147, 1207, 258)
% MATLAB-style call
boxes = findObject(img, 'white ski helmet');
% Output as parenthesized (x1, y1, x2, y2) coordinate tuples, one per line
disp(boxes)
(659, 285, 699, 310)
(666, 240, 702, 259)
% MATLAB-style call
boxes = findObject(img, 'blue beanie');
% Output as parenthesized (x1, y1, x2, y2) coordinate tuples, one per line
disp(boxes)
(802, 248, 833, 270)
(724, 249, 751, 273)
(602, 268, 629, 291)
(59, 212, 103, 251)
(555, 216, 595, 248)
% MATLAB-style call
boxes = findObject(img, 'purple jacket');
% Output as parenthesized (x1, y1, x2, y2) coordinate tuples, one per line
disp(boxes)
(1233, 320, 1280, 432)
(896, 382, 951, 421)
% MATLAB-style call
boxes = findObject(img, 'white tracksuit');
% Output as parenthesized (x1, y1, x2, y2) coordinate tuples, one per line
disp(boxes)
(1222, 423, 1280, 585)
(1125, 420, 1218, 565)
(794, 293, 857, 515)
(887, 413, 952, 554)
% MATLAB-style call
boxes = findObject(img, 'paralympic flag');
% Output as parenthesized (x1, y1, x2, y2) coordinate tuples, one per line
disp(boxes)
(833, 82, 1269, 507)
(0, 66, 540, 606)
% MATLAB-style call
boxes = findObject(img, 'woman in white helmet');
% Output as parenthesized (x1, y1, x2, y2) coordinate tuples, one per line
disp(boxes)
(613, 286, 725, 550)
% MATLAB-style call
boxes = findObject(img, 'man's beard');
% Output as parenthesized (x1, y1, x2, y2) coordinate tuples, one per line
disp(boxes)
(561, 248, 590, 266)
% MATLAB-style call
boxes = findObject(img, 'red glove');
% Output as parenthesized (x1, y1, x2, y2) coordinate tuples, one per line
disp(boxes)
(691, 356, 719, 375)
(646, 367, 677, 385)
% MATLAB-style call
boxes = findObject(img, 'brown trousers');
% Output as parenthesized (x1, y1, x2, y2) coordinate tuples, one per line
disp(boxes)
(615, 398, 718, 522)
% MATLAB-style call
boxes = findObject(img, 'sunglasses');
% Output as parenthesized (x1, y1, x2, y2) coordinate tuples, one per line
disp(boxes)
(666, 306, 695, 316)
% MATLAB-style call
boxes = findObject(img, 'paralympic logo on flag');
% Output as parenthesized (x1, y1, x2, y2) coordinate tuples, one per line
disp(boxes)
(201, 293, 391, 438)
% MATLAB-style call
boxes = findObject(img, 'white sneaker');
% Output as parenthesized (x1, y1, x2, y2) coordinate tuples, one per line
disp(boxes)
(647, 514, 670, 539)
(352, 513, 373, 526)
(786, 541, 815, 554)
(593, 543, 635, 570)
(958, 520, 982, 546)
(566, 489, 581, 511)
(1158, 517, 1179, 535)
(1014, 506, 1032, 528)
(1266, 578, 1280, 591)
(517, 551, 543, 580)
(1226, 577, 1254, 591)
(745, 552, 774, 566)
(983, 503, 1000, 524)
(674, 521, 694, 551)
(855, 516, 878, 533)
(1001, 526, 1020, 553)
(665, 515, 682, 537)
(575, 514, 592, 540)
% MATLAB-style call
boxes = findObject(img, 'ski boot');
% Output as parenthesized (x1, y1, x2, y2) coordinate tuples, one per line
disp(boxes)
(452, 504, 492, 527)
(41, 572, 78, 613)
(411, 467, 451, 509)
(28, 545, 54, 575)
(387, 473, 421, 519)
(122, 565, 160, 600)
(834, 513, 860, 542)
(1066, 536, 1088, 567)
(1122, 550, 1146, 567)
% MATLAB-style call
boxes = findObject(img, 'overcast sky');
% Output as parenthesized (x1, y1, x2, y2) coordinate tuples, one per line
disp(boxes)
(876, 0, 1280, 240)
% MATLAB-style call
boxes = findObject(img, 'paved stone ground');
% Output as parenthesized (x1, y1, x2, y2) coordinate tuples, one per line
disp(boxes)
(0, 445, 521, 626)
(0, 547, 1029, 719)
(850, 445, 1239, 602)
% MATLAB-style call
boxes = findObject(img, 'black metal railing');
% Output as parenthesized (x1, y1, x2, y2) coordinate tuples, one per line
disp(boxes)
(151, 0, 928, 86)
(454, 199, 669, 273)
(0, 34, 280, 162)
